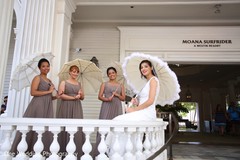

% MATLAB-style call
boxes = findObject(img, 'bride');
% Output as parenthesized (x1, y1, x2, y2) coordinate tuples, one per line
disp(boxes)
(116, 59, 159, 121)
(105, 59, 160, 158)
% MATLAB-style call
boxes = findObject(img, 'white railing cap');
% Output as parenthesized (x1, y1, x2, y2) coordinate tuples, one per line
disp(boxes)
(0, 118, 166, 128)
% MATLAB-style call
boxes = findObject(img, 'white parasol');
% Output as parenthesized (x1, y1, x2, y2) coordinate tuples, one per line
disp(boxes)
(122, 52, 181, 106)
(58, 58, 103, 94)
(11, 52, 54, 91)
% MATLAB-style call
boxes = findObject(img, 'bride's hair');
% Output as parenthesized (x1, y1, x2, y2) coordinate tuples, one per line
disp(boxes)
(139, 60, 157, 78)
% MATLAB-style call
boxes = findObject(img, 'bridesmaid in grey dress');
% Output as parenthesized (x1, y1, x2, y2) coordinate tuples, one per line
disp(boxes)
(57, 65, 84, 159)
(10, 58, 58, 157)
(98, 67, 125, 119)
(92, 67, 125, 157)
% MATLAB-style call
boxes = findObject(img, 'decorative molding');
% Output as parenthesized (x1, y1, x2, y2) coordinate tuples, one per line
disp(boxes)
(73, 19, 240, 24)
(57, 0, 76, 23)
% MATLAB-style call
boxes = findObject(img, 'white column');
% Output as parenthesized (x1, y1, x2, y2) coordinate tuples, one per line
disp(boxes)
(7, 0, 60, 117)
(0, 0, 14, 100)
(51, 0, 76, 117)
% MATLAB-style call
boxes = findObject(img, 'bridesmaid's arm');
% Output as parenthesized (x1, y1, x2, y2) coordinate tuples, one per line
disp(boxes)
(31, 76, 53, 96)
(58, 81, 76, 100)
(98, 83, 111, 102)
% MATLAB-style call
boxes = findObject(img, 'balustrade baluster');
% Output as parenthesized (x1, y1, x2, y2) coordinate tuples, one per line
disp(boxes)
(161, 125, 168, 160)
(64, 131, 77, 160)
(151, 129, 157, 153)
(111, 132, 121, 160)
(124, 127, 135, 160)
(155, 127, 161, 150)
(47, 126, 61, 160)
(147, 127, 154, 155)
(96, 127, 110, 160)
(111, 127, 124, 160)
(81, 127, 94, 160)
(13, 126, 31, 160)
(135, 127, 145, 160)
(31, 125, 51, 160)
(143, 129, 151, 158)
(0, 125, 14, 160)
(30, 128, 44, 160)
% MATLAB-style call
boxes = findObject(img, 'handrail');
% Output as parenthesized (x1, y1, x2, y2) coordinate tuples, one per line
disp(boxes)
(147, 112, 179, 160)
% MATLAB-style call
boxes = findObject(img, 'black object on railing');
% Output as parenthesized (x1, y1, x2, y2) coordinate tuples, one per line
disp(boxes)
(147, 112, 179, 160)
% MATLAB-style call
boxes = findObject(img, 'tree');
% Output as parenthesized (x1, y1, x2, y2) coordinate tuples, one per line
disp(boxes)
(156, 103, 189, 120)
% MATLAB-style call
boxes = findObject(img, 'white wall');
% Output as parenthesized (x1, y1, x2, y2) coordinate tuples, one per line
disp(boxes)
(70, 23, 121, 119)
(70, 23, 120, 68)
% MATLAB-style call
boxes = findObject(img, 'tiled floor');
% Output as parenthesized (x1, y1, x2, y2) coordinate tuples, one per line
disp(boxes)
(168, 132, 240, 160)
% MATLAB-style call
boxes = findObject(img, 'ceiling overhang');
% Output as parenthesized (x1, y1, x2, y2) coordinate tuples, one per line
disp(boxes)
(72, 0, 240, 25)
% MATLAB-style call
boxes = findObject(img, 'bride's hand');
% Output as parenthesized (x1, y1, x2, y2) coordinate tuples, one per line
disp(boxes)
(131, 98, 139, 105)
(126, 107, 135, 113)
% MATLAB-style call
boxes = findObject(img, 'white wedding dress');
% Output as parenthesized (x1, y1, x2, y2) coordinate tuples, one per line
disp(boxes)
(115, 76, 159, 121)
(105, 76, 159, 159)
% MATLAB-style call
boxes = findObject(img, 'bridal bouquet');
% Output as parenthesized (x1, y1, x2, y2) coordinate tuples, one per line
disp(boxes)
(128, 97, 139, 108)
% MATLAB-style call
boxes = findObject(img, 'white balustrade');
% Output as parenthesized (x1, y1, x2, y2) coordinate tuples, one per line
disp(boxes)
(124, 127, 135, 160)
(151, 128, 158, 153)
(136, 127, 145, 160)
(30, 126, 45, 160)
(0, 125, 14, 160)
(13, 125, 31, 160)
(96, 127, 110, 160)
(64, 126, 78, 160)
(0, 118, 167, 160)
(143, 130, 151, 157)
(111, 127, 124, 160)
(81, 127, 94, 160)
(47, 126, 61, 160)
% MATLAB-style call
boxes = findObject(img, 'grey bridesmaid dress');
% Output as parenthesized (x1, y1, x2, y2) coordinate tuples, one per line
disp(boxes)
(57, 81, 84, 159)
(10, 76, 54, 157)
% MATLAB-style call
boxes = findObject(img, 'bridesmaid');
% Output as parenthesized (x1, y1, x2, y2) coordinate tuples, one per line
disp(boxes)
(57, 65, 85, 159)
(98, 67, 125, 119)
(92, 67, 125, 157)
(10, 58, 58, 157)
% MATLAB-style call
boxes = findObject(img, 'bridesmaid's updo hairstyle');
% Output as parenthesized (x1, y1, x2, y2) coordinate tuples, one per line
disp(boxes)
(107, 67, 117, 75)
(139, 60, 157, 78)
(38, 58, 50, 69)
(69, 65, 80, 73)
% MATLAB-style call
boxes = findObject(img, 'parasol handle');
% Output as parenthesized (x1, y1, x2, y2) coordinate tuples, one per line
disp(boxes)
(48, 83, 59, 93)
(114, 84, 121, 93)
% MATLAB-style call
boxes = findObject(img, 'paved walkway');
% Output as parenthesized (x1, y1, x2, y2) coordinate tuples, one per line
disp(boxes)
(170, 144, 240, 160)
(167, 132, 240, 160)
